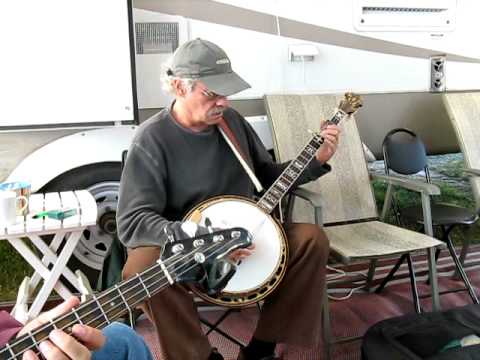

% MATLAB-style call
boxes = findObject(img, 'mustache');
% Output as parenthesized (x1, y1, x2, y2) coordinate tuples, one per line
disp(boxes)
(208, 107, 225, 117)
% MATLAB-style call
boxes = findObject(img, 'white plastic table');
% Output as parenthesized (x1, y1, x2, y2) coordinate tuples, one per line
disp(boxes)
(0, 190, 97, 322)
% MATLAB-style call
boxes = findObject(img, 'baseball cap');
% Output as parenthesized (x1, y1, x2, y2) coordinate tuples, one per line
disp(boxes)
(168, 38, 251, 96)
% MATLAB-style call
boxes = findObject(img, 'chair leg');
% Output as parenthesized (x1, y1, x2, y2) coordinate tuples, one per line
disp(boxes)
(455, 234, 471, 279)
(375, 254, 407, 294)
(365, 259, 377, 292)
(444, 231, 479, 304)
(375, 254, 421, 313)
(322, 282, 332, 360)
(199, 309, 246, 347)
(204, 309, 235, 336)
(426, 248, 441, 285)
(406, 254, 421, 314)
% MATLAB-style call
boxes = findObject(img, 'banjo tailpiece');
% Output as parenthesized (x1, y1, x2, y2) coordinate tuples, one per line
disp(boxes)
(204, 259, 238, 296)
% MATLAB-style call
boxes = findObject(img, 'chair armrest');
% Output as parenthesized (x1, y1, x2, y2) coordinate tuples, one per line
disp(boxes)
(372, 173, 437, 237)
(372, 173, 440, 195)
(464, 168, 480, 177)
(289, 187, 324, 225)
(291, 187, 323, 207)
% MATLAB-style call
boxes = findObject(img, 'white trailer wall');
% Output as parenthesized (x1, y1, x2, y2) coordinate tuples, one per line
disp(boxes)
(134, 1, 480, 110)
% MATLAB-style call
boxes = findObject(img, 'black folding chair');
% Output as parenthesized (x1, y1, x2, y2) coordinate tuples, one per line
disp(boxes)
(377, 128, 479, 304)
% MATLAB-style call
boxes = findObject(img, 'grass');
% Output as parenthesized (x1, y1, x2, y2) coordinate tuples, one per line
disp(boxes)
(0, 240, 33, 301)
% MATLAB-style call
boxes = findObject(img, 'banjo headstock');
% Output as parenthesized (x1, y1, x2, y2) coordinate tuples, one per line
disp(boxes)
(323, 92, 363, 127)
(162, 227, 252, 265)
(338, 92, 363, 115)
(162, 227, 252, 295)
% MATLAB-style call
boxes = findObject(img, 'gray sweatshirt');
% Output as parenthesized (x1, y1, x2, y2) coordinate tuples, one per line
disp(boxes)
(117, 106, 330, 249)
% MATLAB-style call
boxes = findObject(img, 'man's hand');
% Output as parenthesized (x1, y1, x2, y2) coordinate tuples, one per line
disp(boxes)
(228, 244, 255, 263)
(19, 297, 105, 360)
(316, 124, 341, 164)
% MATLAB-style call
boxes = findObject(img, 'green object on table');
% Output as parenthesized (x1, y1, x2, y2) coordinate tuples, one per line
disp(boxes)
(32, 208, 77, 220)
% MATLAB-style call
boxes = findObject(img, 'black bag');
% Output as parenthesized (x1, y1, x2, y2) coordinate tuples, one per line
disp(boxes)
(362, 304, 480, 359)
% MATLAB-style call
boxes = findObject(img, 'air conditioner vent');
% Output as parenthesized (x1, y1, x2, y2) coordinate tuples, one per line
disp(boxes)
(354, 0, 456, 32)
(135, 22, 179, 55)
(362, 7, 447, 13)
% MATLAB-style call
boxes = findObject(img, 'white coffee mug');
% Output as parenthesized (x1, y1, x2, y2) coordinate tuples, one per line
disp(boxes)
(0, 191, 28, 228)
(0, 181, 31, 216)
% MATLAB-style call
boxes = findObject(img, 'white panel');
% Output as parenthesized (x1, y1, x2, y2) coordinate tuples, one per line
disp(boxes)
(0, 0, 134, 127)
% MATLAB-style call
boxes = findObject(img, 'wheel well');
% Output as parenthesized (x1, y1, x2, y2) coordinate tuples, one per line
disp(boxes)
(39, 162, 122, 192)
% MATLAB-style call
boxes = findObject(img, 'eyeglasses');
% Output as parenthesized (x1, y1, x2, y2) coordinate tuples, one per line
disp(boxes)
(200, 88, 225, 101)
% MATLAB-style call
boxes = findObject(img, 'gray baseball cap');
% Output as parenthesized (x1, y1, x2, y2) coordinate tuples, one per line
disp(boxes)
(168, 38, 251, 96)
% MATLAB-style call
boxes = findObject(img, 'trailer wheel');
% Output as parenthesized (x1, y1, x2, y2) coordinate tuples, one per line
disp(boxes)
(40, 163, 122, 287)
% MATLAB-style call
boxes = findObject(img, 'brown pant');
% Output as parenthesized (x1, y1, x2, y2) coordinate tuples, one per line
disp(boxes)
(123, 223, 329, 360)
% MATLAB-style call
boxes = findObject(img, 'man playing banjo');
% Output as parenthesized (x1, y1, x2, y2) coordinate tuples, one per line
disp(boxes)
(117, 38, 340, 360)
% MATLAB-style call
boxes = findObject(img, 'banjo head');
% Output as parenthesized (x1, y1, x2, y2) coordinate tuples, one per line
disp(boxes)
(184, 196, 288, 307)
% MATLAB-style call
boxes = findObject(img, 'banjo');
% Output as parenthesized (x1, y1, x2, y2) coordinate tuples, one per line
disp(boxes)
(185, 93, 363, 307)
(0, 228, 251, 360)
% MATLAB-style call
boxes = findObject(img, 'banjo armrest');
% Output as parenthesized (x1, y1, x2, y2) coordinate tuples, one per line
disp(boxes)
(289, 187, 324, 225)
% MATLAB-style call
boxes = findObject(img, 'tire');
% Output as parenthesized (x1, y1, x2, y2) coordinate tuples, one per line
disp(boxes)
(40, 162, 122, 288)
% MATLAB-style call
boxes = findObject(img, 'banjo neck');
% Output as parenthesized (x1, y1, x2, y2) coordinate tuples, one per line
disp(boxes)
(0, 228, 250, 360)
(257, 108, 349, 214)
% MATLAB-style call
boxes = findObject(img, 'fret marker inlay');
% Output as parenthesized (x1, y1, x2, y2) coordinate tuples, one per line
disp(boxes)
(28, 331, 41, 353)
(72, 308, 84, 325)
(115, 284, 132, 313)
(138, 274, 151, 298)
(5, 342, 16, 358)
(157, 259, 174, 284)
(93, 295, 110, 325)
